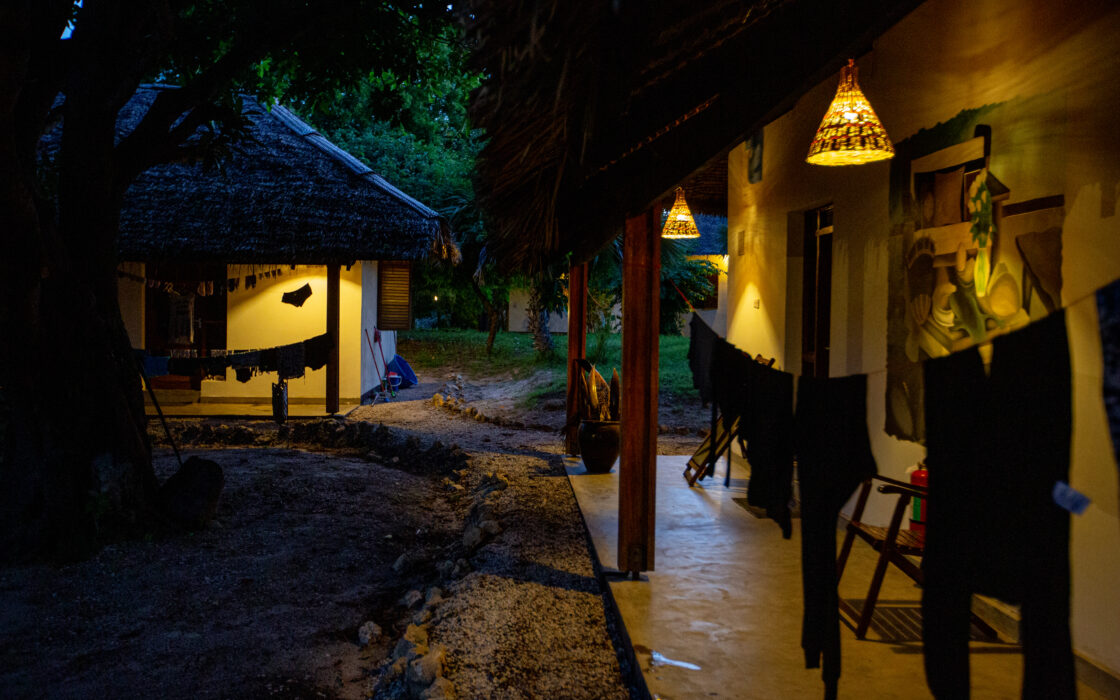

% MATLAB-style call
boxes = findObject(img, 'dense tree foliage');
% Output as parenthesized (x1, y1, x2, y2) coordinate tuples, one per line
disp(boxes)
(298, 27, 515, 348)
(0, 0, 461, 561)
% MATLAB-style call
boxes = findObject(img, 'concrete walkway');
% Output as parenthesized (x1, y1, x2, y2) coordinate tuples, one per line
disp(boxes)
(565, 455, 1105, 700)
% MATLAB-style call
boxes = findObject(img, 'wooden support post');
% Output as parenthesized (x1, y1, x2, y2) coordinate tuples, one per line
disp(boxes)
(326, 263, 340, 414)
(565, 261, 589, 455)
(619, 209, 659, 574)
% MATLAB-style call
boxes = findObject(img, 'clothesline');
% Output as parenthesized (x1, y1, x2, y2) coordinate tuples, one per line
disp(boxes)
(136, 332, 331, 383)
(117, 264, 296, 297)
(696, 273, 1120, 383)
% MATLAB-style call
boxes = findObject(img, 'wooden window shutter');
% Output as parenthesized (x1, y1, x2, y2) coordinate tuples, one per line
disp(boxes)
(378, 260, 412, 330)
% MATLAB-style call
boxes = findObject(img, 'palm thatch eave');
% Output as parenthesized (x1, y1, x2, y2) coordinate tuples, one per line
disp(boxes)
(469, 0, 925, 271)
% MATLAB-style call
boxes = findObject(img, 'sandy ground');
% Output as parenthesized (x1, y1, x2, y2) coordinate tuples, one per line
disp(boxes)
(0, 367, 702, 699)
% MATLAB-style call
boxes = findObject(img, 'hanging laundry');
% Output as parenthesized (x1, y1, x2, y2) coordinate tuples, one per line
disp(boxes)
(277, 342, 305, 380)
(712, 339, 750, 435)
(922, 310, 1074, 699)
(303, 333, 331, 371)
(259, 347, 278, 373)
(281, 283, 313, 307)
(743, 360, 795, 538)
(687, 313, 718, 405)
(794, 373, 877, 700)
(166, 356, 199, 376)
(246, 274, 256, 289)
(1097, 279, 1120, 473)
(229, 350, 260, 383)
(138, 352, 169, 378)
(201, 355, 229, 378)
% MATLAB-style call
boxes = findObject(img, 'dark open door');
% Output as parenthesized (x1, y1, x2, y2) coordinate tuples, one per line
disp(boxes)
(801, 205, 833, 379)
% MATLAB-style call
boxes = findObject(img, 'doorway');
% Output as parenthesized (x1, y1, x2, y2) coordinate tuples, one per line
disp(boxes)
(801, 205, 833, 378)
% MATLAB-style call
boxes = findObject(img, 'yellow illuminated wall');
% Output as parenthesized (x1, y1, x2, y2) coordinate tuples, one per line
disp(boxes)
(202, 263, 384, 403)
(727, 0, 1120, 677)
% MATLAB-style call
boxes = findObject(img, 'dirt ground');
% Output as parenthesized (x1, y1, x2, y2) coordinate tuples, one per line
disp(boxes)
(417, 364, 710, 455)
(0, 367, 702, 699)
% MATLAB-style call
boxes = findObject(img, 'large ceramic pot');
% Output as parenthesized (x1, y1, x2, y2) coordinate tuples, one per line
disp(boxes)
(578, 420, 621, 473)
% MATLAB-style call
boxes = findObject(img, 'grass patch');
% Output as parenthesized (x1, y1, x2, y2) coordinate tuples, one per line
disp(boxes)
(397, 330, 699, 401)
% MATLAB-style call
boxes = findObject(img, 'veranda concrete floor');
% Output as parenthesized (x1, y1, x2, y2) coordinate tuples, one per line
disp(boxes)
(565, 454, 1107, 700)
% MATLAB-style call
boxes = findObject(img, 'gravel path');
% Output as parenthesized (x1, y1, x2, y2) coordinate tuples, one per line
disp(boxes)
(350, 396, 633, 699)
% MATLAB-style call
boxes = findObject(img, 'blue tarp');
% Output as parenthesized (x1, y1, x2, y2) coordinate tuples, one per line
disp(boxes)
(386, 355, 418, 389)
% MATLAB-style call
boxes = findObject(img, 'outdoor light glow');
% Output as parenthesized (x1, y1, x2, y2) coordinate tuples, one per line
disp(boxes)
(661, 187, 701, 239)
(806, 59, 894, 166)
(433, 295, 439, 301)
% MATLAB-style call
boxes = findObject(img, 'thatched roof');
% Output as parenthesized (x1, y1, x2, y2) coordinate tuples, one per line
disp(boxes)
(46, 85, 454, 265)
(469, 0, 923, 270)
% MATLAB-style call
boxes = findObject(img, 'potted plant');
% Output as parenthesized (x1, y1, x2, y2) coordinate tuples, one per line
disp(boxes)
(577, 362, 621, 473)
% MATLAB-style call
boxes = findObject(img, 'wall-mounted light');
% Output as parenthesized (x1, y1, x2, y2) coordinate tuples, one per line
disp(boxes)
(661, 187, 701, 239)
(806, 59, 894, 166)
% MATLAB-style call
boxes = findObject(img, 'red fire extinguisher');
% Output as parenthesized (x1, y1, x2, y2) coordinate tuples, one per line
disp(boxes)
(910, 463, 928, 537)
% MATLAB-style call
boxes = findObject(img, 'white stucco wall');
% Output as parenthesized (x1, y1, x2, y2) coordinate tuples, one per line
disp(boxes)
(727, 0, 1120, 677)
(361, 261, 397, 401)
(508, 287, 569, 333)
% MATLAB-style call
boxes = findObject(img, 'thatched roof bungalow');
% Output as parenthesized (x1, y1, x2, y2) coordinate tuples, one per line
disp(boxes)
(85, 85, 456, 411)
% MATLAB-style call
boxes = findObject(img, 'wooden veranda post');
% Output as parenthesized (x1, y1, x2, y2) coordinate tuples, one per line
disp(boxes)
(565, 261, 589, 454)
(326, 264, 340, 414)
(619, 210, 659, 574)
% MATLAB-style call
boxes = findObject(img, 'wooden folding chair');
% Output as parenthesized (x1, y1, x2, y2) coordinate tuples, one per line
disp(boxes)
(835, 474, 997, 640)
(836, 475, 928, 639)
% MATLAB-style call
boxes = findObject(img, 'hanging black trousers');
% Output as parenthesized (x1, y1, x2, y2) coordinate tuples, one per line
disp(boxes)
(922, 310, 1074, 699)
(745, 360, 795, 538)
(795, 374, 878, 700)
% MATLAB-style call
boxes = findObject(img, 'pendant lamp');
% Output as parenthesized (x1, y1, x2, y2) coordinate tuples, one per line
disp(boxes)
(806, 59, 894, 166)
(661, 187, 701, 239)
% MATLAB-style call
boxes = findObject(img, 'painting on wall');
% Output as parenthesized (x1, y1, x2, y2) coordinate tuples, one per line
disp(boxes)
(885, 101, 1066, 442)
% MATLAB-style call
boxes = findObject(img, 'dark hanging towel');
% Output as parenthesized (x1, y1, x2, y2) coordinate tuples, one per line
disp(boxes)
(303, 333, 331, 371)
(743, 360, 795, 538)
(277, 342, 305, 380)
(688, 313, 718, 405)
(259, 347, 278, 373)
(712, 338, 751, 434)
(166, 356, 200, 376)
(922, 310, 1073, 700)
(141, 353, 170, 378)
(281, 283, 313, 307)
(794, 373, 877, 700)
(201, 354, 229, 377)
(230, 350, 260, 383)
(1097, 279, 1120, 474)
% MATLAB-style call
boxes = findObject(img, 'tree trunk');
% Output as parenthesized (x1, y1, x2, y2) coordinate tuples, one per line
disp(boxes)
(526, 285, 553, 356)
(1, 7, 158, 561)
(470, 279, 501, 356)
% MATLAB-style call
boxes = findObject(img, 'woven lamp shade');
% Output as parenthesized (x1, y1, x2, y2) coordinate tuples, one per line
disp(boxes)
(661, 187, 701, 239)
(806, 59, 894, 166)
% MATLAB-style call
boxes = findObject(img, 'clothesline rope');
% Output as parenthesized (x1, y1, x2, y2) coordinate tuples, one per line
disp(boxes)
(706, 273, 1120, 382)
